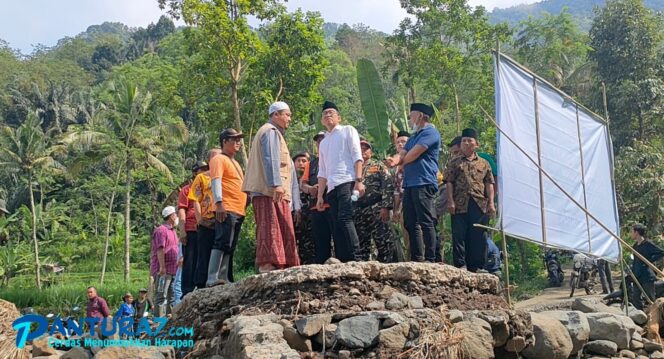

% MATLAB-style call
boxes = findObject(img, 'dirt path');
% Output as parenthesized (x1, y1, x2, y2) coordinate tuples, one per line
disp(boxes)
(515, 285, 603, 310)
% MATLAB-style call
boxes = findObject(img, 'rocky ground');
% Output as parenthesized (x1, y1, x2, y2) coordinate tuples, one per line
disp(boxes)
(7, 261, 664, 358)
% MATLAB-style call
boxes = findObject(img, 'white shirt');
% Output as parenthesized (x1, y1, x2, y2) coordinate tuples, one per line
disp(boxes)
(318, 124, 363, 191)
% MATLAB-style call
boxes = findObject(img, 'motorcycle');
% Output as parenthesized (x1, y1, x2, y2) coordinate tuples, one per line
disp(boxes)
(544, 251, 565, 287)
(569, 253, 598, 297)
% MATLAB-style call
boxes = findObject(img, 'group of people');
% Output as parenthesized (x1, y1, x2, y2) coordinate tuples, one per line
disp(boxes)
(144, 100, 501, 315)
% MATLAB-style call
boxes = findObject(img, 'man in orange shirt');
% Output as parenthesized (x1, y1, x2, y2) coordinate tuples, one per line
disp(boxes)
(208, 128, 248, 286)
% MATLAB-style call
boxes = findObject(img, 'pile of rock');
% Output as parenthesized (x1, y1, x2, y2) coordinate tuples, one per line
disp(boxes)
(166, 261, 534, 358)
(514, 297, 661, 359)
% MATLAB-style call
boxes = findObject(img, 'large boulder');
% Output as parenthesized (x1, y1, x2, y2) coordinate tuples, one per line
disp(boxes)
(572, 297, 622, 315)
(540, 310, 590, 354)
(32, 336, 59, 357)
(522, 313, 574, 359)
(586, 312, 637, 349)
(295, 314, 332, 337)
(221, 314, 299, 359)
(335, 315, 380, 349)
(584, 340, 618, 356)
(458, 317, 494, 359)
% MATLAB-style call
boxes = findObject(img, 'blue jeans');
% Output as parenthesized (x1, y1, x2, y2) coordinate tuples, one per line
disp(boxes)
(172, 267, 182, 306)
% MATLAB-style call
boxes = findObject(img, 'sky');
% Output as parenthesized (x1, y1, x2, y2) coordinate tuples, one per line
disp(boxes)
(0, 0, 539, 54)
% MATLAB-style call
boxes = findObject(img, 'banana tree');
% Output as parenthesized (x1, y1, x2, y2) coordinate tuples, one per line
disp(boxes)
(356, 58, 391, 157)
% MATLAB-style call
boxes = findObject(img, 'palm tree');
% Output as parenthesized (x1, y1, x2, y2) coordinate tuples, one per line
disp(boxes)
(0, 113, 64, 290)
(64, 79, 187, 282)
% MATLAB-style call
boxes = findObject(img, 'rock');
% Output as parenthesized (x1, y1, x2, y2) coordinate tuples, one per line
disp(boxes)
(408, 296, 424, 309)
(448, 309, 464, 323)
(477, 311, 511, 348)
(378, 285, 397, 299)
(378, 323, 409, 349)
(572, 297, 623, 314)
(505, 336, 527, 352)
(283, 327, 312, 352)
(522, 313, 573, 359)
(366, 301, 385, 311)
(636, 355, 649, 359)
(653, 351, 664, 359)
(385, 292, 410, 310)
(584, 340, 618, 356)
(324, 257, 341, 264)
(628, 309, 648, 326)
(61, 347, 92, 359)
(90, 346, 103, 355)
(633, 331, 643, 341)
(631, 340, 644, 350)
(93, 346, 175, 359)
(540, 310, 590, 354)
(622, 352, 638, 359)
(458, 317, 494, 359)
(221, 315, 299, 359)
(586, 312, 637, 349)
(32, 336, 58, 357)
(295, 314, 332, 337)
(336, 315, 380, 349)
(313, 324, 337, 349)
(643, 339, 663, 353)
(349, 288, 361, 296)
(338, 350, 351, 359)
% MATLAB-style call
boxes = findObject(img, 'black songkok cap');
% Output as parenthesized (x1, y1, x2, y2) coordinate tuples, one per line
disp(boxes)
(461, 128, 478, 139)
(447, 136, 462, 147)
(322, 101, 339, 113)
(397, 130, 411, 138)
(410, 103, 434, 117)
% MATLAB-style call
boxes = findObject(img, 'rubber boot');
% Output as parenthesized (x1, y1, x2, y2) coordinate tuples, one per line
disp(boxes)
(206, 249, 223, 287)
(218, 253, 232, 284)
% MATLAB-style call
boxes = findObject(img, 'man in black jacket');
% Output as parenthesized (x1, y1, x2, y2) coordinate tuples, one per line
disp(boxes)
(631, 223, 664, 309)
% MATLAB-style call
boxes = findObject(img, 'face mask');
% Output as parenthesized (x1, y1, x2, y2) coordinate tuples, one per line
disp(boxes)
(173, 217, 180, 227)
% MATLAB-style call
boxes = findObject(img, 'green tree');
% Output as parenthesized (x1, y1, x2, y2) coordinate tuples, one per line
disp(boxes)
(615, 140, 664, 236)
(0, 113, 64, 290)
(589, 0, 664, 146)
(513, 9, 591, 89)
(159, 0, 284, 163)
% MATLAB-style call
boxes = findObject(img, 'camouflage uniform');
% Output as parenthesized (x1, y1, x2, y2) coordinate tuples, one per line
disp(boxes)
(295, 189, 316, 265)
(353, 159, 397, 262)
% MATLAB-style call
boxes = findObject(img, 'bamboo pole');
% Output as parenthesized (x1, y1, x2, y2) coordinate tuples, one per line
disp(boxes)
(532, 79, 548, 247)
(624, 259, 654, 306)
(495, 42, 512, 307)
(478, 105, 664, 278)
(574, 104, 592, 254)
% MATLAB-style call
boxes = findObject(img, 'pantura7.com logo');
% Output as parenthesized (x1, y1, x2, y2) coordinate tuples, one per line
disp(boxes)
(12, 314, 194, 349)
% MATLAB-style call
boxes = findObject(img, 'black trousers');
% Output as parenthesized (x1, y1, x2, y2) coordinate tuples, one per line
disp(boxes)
(181, 231, 198, 297)
(214, 213, 244, 283)
(403, 184, 437, 262)
(326, 181, 360, 262)
(597, 259, 614, 294)
(451, 198, 489, 271)
(630, 276, 656, 310)
(311, 208, 335, 264)
(194, 225, 214, 288)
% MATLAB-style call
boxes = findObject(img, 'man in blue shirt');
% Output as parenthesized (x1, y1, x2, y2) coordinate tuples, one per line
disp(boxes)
(388, 103, 441, 262)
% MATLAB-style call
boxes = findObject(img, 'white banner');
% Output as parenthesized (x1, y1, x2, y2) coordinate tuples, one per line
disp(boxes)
(494, 54, 620, 262)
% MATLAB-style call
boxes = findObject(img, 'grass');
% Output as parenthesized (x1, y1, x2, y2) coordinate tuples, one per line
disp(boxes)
(510, 274, 550, 301)
(0, 268, 152, 315)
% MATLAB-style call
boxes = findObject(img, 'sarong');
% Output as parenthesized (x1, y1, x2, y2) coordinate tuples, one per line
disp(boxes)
(253, 196, 300, 268)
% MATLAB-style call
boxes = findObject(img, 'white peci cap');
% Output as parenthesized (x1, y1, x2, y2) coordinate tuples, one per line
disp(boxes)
(161, 206, 176, 218)
(269, 101, 290, 116)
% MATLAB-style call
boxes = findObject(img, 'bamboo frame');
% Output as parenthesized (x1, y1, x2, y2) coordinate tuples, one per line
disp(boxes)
(479, 105, 664, 278)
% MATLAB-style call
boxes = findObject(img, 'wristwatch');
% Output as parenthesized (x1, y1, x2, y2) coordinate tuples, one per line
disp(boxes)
(355, 177, 364, 183)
